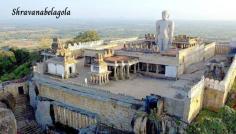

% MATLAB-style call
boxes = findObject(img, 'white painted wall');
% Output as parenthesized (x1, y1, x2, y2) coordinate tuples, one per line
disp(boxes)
(165, 66, 177, 78)
(48, 63, 56, 74)
(56, 64, 64, 76)
(48, 63, 65, 76)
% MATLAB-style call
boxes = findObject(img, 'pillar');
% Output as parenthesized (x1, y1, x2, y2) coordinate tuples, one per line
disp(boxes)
(75, 112, 78, 129)
(126, 65, 130, 78)
(68, 110, 71, 126)
(58, 106, 61, 123)
(97, 76, 99, 84)
(62, 107, 66, 124)
(120, 66, 125, 80)
(105, 74, 107, 83)
(43, 55, 46, 61)
(78, 113, 81, 128)
(146, 63, 149, 72)
(102, 75, 105, 84)
(70, 111, 73, 127)
(54, 106, 58, 122)
(114, 66, 118, 80)
(71, 111, 75, 128)
(106, 73, 109, 82)
(102, 75, 104, 84)
(99, 76, 101, 85)
(81, 115, 85, 128)
(156, 64, 159, 74)
(137, 63, 140, 72)
(134, 64, 137, 73)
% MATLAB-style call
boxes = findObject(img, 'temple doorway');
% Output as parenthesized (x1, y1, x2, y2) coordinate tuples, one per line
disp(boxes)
(69, 67, 72, 74)
(18, 86, 24, 95)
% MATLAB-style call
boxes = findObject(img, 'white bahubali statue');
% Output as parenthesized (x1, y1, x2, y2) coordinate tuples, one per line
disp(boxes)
(156, 10, 175, 52)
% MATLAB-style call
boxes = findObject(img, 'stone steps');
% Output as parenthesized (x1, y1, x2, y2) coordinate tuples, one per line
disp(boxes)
(19, 121, 44, 134)
(13, 95, 44, 134)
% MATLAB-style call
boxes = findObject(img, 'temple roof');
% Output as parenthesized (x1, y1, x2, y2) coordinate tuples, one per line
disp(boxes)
(104, 55, 136, 63)
(46, 57, 65, 64)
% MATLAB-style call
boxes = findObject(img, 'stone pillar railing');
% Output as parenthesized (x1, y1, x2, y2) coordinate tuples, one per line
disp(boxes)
(53, 104, 97, 129)
(215, 44, 230, 55)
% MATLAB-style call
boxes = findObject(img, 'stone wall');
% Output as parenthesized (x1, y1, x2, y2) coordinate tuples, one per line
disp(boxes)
(35, 101, 53, 129)
(184, 78, 205, 122)
(29, 81, 38, 109)
(164, 98, 185, 119)
(0, 92, 16, 111)
(2, 82, 28, 98)
(203, 87, 226, 110)
(37, 83, 143, 132)
(34, 62, 47, 74)
(204, 42, 216, 60)
(178, 42, 216, 75)
(223, 56, 236, 93)
(178, 44, 205, 74)
(204, 56, 236, 110)
(53, 102, 97, 129)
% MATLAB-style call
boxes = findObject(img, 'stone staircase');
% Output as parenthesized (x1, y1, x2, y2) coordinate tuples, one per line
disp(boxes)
(14, 94, 44, 134)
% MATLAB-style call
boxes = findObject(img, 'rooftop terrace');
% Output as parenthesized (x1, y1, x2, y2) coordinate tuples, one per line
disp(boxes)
(36, 54, 229, 101)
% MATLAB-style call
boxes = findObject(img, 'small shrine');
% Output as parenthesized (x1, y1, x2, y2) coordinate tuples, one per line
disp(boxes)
(46, 46, 77, 79)
(90, 53, 111, 85)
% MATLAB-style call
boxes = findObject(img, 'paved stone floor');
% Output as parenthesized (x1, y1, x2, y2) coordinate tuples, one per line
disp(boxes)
(45, 55, 228, 100)
(66, 59, 178, 99)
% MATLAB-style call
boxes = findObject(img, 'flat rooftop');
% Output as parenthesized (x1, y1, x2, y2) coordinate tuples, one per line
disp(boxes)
(40, 54, 228, 100)
(79, 60, 192, 99)
(115, 50, 178, 66)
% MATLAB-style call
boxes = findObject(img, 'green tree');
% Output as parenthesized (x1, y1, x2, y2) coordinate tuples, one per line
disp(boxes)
(186, 117, 228, 134)
(0, 50, 16, 75)
(9, 48, 30, 64)
(0, 48, 41, 82)
(0, 62, 31, 81)
(67, 30, 100, 44)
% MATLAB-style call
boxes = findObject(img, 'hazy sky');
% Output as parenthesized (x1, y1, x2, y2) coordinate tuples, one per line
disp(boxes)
(1, 0, 236, 21)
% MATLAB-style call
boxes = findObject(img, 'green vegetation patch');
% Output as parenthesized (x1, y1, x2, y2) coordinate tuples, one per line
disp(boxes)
(186, 106, 236, 134)
(0, 62, 31, 82)
(0, 48, 41, 82)
(66, 30, 100, 44)
(195, 108, 217, 122)
(0, 50, 16, 75)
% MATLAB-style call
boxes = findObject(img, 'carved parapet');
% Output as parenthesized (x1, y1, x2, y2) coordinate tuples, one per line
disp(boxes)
(89, 72, 110, 85)
(205, 77, 225, 91)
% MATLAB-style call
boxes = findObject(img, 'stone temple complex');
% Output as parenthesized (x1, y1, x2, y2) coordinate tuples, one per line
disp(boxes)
(1, 12, 236, 134)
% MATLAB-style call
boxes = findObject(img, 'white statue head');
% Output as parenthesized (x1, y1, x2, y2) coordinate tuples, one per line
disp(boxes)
(162, 10, 170, 20)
